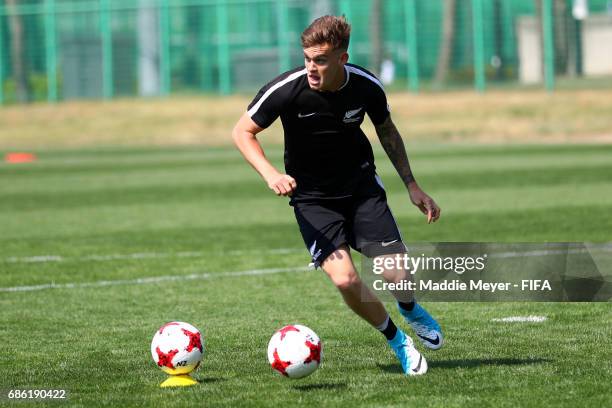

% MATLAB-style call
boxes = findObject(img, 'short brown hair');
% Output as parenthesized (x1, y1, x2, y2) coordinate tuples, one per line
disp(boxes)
(301, 15, 351, 51)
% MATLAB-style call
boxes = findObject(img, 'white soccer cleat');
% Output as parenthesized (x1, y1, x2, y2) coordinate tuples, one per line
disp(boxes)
(388, 330, 428, 376)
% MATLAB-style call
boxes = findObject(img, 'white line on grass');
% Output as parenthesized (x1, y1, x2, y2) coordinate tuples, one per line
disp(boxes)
(5, 255, 65, 263)
(0, 266, 311, 293)
(487, 246, 612, 258)
(4, 248, 304, 264)
(491, 316, 548, 323)
(4, 244, 611, 293)
(6, 243, 612, 265)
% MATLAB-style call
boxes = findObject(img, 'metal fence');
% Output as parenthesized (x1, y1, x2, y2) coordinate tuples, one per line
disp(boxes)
(1, 0, 611, 104)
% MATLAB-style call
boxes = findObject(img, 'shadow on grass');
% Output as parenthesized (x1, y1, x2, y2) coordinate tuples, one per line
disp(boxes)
(292, 383, 347, 392)
(378, 357, 551, 373)
(376, 364, 406, 374)
(196, 377, 227, 384)
(429, 358, 551, 369)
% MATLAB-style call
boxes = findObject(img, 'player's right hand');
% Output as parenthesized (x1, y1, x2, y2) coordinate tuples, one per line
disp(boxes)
(266, 173, 297, 196)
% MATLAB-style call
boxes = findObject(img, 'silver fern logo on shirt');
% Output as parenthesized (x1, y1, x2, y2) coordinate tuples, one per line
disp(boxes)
(343, 107, 363, 123)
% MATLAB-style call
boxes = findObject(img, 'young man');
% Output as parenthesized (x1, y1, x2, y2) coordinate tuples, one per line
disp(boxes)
(233, 15, 442, 376)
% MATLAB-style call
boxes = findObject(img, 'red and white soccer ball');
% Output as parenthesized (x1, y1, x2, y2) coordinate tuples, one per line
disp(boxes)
(151, 321, 204, 375)
(267, 324, 322, 379)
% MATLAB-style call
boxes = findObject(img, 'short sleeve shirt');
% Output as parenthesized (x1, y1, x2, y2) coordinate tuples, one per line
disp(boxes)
(247, 63, 390, 201)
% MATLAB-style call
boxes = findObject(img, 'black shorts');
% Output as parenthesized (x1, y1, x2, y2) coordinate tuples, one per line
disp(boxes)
(292, 174, 407, 267)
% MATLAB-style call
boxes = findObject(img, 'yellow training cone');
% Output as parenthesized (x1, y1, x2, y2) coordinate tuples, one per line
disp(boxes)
(160, 374, 198, 388)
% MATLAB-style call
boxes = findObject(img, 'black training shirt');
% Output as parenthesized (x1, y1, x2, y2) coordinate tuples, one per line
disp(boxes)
(247, 63, 390, 201)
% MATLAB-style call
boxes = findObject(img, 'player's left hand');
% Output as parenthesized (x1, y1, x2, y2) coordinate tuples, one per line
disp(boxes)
(408, 183, 441, 224)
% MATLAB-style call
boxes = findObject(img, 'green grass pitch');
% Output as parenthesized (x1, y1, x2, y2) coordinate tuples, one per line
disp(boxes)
(1, 143, 611, 407)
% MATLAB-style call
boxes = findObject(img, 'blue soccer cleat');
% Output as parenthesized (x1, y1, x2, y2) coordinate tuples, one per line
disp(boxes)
(388, 330, 427, 376)
(398, 303, 444, 350)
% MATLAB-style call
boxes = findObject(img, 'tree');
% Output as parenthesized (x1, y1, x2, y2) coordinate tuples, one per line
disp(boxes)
(369, 0, 383, 76)
(554, 0, 567, 71)
(434, 0, 456, 85)
(5, 0, 29, 102)
(310, 0, 333, 21)
(536, 0, 575, 77)
(138, 0, 160, 96)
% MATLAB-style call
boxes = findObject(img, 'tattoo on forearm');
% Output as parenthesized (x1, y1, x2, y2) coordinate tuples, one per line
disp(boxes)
(376, 118, 415, 186)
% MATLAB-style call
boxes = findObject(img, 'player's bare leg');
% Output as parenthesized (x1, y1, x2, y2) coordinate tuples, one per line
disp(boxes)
(320, 245, 387, 327)
(377, 254, 415, 304)
(375, 253, 444, 350)
(321, 246, 427, 375)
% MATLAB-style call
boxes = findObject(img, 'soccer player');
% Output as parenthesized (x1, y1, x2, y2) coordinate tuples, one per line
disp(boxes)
(233, 15, 442, 376)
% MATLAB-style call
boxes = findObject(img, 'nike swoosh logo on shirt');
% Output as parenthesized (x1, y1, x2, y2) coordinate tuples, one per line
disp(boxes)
(381, 240, 399, 247)
(298, 112, 316, 118)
